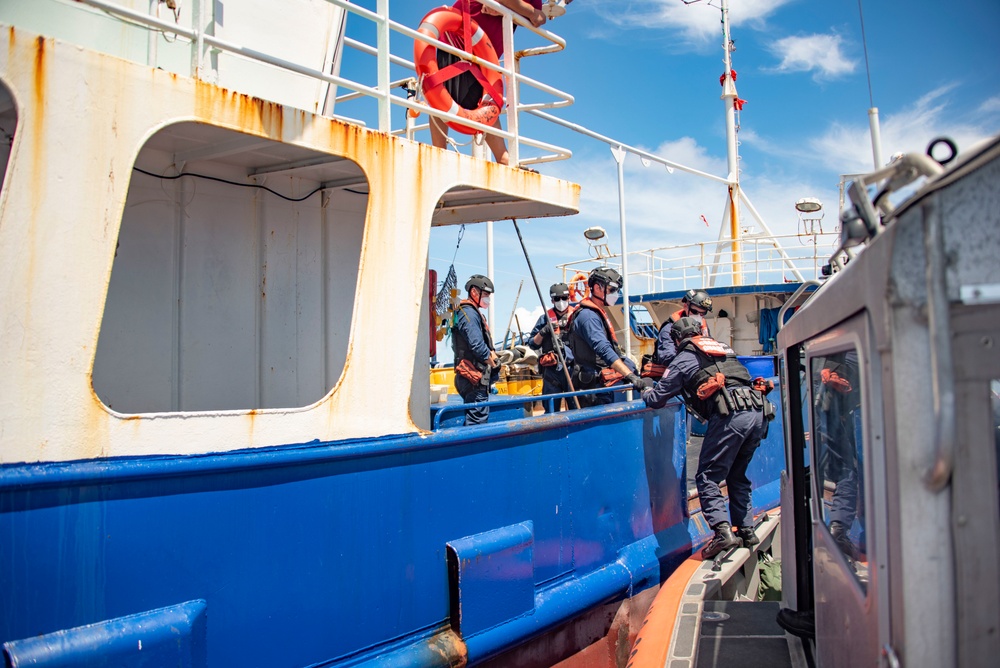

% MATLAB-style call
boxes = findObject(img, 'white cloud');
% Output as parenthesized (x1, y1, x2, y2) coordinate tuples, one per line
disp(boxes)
(809, 86, 997, 176)
(768, 34, 856, 80)
(978, 95, 1000, 115)
(591, 0, 795, 45)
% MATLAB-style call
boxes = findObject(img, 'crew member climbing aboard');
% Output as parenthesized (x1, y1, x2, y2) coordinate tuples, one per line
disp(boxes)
(528, 282, 575, 412)
(567, 267, 648, 407)
(641, 317, 775, 558)
(452, 275, 500, 425)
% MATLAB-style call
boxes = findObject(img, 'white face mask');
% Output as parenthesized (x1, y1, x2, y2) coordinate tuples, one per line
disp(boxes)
(552, 298, 569, 311)
(480, 295, 491, 309)
(604, 289, 620, 306)
(690, 313, 705, 325)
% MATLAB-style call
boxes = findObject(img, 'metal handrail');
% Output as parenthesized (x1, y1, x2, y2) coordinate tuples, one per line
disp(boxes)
(922, 199, 954, 492)
(431, 385, 636, 429)
(557, 232, 840, 292)
(74, 0, 574, 164)
(777, 280, 820, 331)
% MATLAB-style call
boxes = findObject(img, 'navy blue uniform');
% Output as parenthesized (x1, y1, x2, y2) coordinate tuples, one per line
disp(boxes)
(643, 345, 764, 530)
(528, 308, 575, 411)
(568, 301, 635, 406)
(653, 309, 710, 366)
(452, 302, 497, 425)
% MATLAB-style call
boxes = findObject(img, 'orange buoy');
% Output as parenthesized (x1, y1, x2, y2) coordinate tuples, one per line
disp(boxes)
(568, 271, 590, 303)
(413, 6, 504, 135)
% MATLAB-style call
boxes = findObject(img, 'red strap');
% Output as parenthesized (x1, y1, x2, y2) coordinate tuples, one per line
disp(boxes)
(424, 61, 473, 90)
(426, 2, 505, 112)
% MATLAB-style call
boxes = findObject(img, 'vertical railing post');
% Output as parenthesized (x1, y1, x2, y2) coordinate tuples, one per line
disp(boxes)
(611, 145, 631, 367)
(147, 0, 158, 67)
(376, 0, 391, 132)
(503, 13, 519, 166)
(193, 0, 207, 79)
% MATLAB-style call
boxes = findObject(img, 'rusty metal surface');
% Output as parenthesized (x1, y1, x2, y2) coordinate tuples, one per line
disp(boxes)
(0, 26, 579, 463)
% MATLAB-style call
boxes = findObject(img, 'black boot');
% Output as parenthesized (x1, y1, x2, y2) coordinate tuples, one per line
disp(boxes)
(829, 521, 859, 560)
(702, 522, 741, 558)
(736, 527, 760, 549)
(776, 608, 815, 639)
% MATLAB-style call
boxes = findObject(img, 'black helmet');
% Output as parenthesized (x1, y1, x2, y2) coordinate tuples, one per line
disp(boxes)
(682, 289, 713, 312)
(588, 267, 622, 289)
(670, 316, 702, 342)
(549, 283, 570, 300)
(465, 274, 494, 294)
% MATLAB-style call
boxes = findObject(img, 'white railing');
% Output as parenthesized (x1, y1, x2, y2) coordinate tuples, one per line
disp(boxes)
(74, 0, 575, 166)
(556, 232, 841, 295)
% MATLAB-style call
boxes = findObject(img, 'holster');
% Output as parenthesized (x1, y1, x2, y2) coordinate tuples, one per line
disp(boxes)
(599, 367, 624, 387)
(696, 372, 726, 400)
(455, 358, 485, 385)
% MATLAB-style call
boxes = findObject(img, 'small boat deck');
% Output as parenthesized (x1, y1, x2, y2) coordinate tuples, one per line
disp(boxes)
(696, 601, 793, 668)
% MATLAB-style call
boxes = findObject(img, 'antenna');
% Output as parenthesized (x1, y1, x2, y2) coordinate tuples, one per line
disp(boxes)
(857, 0, 884, 169)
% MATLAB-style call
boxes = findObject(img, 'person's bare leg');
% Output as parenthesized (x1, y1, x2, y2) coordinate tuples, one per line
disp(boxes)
(430, 116, 449, 150)
(484, 116, 509, 165)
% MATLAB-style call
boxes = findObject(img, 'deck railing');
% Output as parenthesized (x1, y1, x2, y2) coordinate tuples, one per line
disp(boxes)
(74, 0, 575, 166)
(556, 231, 841, 295)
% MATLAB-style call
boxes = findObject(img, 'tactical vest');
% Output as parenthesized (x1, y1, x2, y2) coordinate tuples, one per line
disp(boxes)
(452, 300, 493, 366)
(676, 335, 753, 419)
(539, 306, 574, 355)
(567, 298, 623, 370)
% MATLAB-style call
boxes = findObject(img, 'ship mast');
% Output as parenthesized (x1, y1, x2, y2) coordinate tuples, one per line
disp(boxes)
(719, 0, 742, 286)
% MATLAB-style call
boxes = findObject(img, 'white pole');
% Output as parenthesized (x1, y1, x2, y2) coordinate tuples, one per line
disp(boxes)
(487, 221, 495, 331)
(472, 138, 496, 330)
(376, 0, 391, 132)
(719, 0, 742, 286)
(868, 107, 884, 169)
(612, 145, 632, 366)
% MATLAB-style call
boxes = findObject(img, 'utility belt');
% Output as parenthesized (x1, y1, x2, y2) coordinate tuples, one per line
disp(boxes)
(455, 358, 493, 387)
(573, 365, 622, 388)
(689, 368, 775, 416)
(703, 384, 777, 420)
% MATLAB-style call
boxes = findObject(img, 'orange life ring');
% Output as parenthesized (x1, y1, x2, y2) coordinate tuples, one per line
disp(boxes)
(568, 272, 589, 302)
(413, 6, 505, 135)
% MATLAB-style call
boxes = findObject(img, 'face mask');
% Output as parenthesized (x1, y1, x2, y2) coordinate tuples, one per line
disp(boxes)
(552, 298, 569, 311)
(604, 289, 620, 306)
(690, 313, 704, 325)
(480, 295, 491, 309)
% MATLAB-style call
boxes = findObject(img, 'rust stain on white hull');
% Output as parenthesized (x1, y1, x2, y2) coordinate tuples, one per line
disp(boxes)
(0, 27, 579, 463)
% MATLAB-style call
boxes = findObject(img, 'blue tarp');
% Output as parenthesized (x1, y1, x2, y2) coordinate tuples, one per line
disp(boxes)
(758, 307, 794, 353)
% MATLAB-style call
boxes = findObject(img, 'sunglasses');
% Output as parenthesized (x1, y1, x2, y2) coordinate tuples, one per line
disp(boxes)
(605, 284, 620, 294)
(689, 306, 707, 316)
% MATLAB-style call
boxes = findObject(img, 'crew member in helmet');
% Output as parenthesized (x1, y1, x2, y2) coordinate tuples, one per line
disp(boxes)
(567, 267, 650, 407)
(641, 317, 775, 558)
(647, 289, 713, 375)
(528, 283, 576, 412)
(452, 274, 500, 425)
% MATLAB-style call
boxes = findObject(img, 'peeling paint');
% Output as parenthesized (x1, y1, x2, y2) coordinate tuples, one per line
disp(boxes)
(0, 26, 579, 463)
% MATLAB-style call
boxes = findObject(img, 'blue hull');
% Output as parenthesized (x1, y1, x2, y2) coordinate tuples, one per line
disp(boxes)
(1, 393, 784, 666)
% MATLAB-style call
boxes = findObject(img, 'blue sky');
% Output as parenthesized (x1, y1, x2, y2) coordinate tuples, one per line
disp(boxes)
(340, 1, 1000, 352)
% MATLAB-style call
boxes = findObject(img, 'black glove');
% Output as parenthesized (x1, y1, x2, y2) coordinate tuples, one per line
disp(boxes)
(625, 373, 653, 392)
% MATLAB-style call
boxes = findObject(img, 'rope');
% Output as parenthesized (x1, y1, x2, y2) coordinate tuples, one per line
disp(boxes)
(435, 224, 466, 315)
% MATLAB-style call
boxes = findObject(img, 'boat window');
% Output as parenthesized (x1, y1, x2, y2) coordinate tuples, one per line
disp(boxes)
(810, 348, 868, 592)
(629, 304, 658, 339)
(0, 81, 14, 195)
(92, 122, 369, 413)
